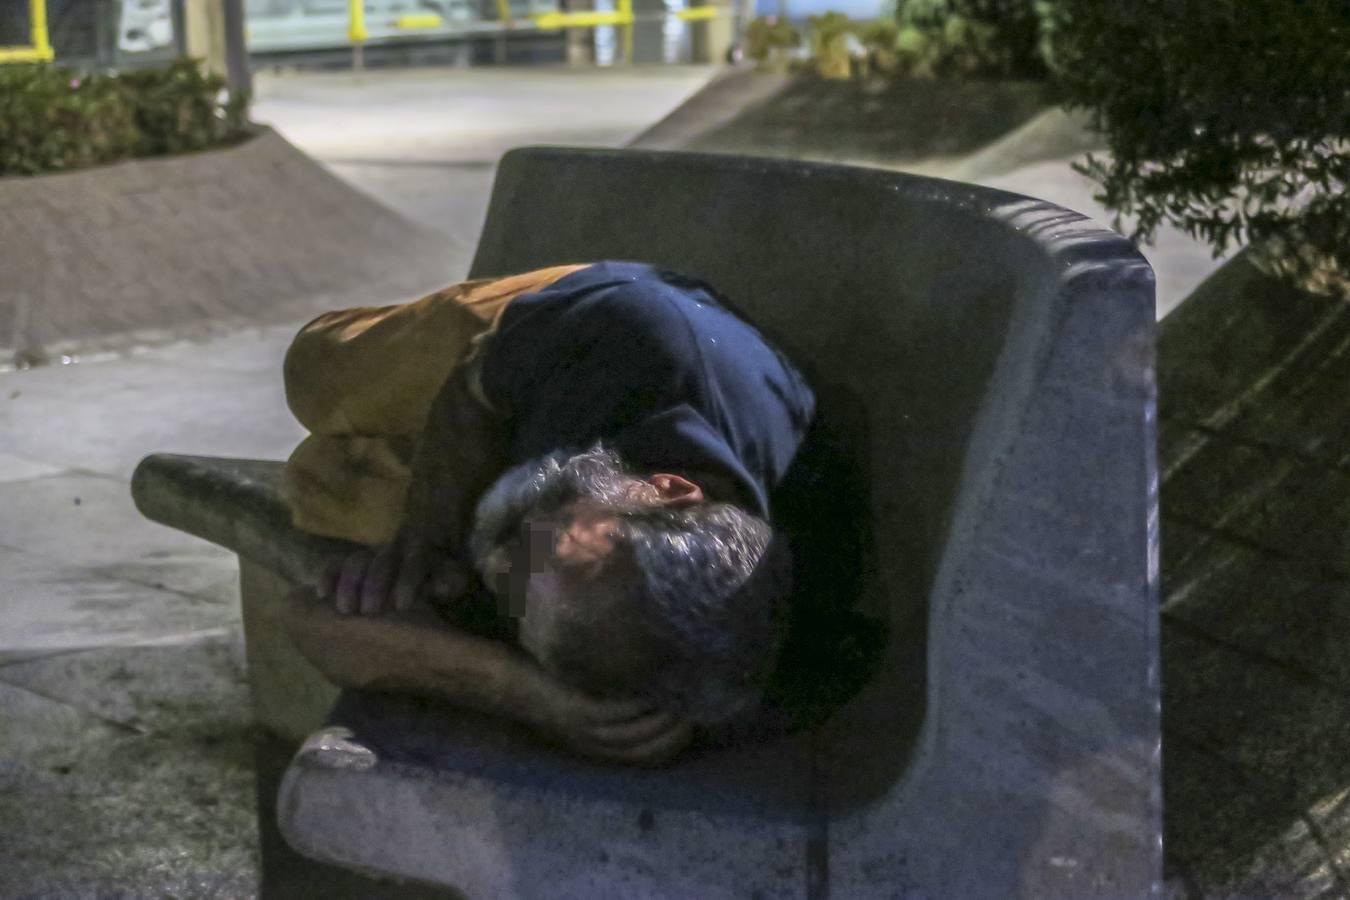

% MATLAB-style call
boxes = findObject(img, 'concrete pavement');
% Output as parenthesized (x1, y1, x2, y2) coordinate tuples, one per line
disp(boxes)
(251, 66, 715, 271)
(0, 65, 714, 897)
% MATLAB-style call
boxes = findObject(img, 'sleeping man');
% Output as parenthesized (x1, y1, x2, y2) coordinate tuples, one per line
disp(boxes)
(278, 261, 833, 766)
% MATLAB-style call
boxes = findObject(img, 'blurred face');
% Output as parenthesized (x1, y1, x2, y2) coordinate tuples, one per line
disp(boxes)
(469, 450, 657, 620)
(469, 450, 706, 668)
(486, 501, 647, 664)
(480, 501, 622, 608)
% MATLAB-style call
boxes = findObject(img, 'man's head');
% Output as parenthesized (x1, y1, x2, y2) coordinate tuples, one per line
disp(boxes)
(469, 444, 792, 725)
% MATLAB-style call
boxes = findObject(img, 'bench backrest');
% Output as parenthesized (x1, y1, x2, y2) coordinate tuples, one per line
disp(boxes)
(468, 149, 1161, 893)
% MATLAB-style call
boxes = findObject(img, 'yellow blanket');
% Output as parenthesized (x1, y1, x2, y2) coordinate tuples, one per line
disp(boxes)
(282, 264, 590, 545)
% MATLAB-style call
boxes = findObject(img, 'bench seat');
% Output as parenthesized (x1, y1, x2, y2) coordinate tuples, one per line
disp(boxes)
(133, 147, 1160, 898)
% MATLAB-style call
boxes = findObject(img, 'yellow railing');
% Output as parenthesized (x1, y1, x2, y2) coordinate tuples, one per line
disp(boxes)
(0, 0, 55, 64)
(530, 0, 636, 63)
(347, 0, 727, 66)
(531, 0, 717, 27)
(347, 0, 369, 43)
(395, 13, 445, 30)
(673, 5, 719, 20)
(533, 0, 634, 32)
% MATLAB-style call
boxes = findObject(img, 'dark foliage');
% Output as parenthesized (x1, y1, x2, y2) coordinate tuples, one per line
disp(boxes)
(885, 0, 1051, 79)
(1047, 0, 1350, 289)
(0, 59, 250, 178)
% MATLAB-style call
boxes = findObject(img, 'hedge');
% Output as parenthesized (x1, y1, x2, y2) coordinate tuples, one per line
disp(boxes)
(0, 59, 249, 178)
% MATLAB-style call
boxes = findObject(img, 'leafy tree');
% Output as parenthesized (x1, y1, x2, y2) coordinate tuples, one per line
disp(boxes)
(745, 16, 801, 69)
(893, 0, 1051, 79)
(1046, 0, 1350, 292)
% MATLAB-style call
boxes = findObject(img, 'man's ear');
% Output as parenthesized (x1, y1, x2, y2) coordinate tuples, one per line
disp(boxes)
(646, 473, 704, 506)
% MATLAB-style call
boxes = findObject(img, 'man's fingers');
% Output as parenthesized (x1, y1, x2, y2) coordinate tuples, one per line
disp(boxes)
(589, 710, 682, 748)
(359, 544, 397, 616)
(583, 697, 657, 724)
(424, 558, 471, 604)
(318, 557, 343, 600)
(587, 718, 695, 766)
(626, 719, 695, 766)
(391, 546, 431, 612)
(335, 551, 372, 615)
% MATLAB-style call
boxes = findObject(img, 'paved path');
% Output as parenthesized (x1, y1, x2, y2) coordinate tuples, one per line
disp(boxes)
(251, 66, 715, 276)
(0, 65, 713, 897)
(0, 326, 299, 896)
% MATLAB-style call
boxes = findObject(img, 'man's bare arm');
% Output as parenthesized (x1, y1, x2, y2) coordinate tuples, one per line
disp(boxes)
(326, 361, 510, 614)
(284, 588, 694, 764)
(400, 360, 510, 555)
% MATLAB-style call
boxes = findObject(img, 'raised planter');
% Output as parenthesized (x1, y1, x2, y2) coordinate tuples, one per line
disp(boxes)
(0, 127, 453, 362)
(632, 70, 1051, 167)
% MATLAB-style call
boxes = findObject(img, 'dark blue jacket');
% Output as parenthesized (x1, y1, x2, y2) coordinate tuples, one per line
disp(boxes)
(479, 261, 816, 520)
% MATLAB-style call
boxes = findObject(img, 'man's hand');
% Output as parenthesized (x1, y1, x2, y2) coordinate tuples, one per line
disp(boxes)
(284, 586, 693, 766)
(319, 536, 472, 616)
(316, 360, 508, 618)
(522, 669, 695, 766)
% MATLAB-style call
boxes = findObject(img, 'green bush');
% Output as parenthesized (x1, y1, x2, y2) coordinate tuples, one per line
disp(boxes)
(808, 11, 856, 78)
(1048, 0, 1350, 291)
(746, 17, 802, 70)
(857, 18, 901, 73)
(894, 0, 950, 28)
(0, 59, 249, 178)
(942, 0, 1049, 77)
(892, 0, 1050, 79)
(793, 0, 1051, 82)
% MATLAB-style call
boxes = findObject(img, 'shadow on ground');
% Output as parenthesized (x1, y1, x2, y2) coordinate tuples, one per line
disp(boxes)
(0, 633, 259, 896)
(1159, 251, 1350, 898)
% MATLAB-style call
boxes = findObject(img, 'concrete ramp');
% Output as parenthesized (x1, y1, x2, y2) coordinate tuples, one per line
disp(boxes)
(0, 128, 456, 362)
(629, 67, 795, 152)
(631, 68, 1049, 167)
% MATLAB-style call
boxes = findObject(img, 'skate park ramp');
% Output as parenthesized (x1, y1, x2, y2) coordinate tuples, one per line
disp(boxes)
(634, 68, 1239, 318)
(0, 128, 455, 363)
(630, 67, 1052, 168)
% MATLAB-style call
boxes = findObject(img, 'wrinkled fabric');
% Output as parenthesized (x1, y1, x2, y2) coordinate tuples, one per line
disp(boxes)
(280, 261, 816, 545)
(282, 264, 587, 544)
(479, 261, 816, 519)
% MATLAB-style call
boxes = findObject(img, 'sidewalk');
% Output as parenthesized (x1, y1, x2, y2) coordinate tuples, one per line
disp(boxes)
(0, 65, 714, 896)
(251, 65, 716, 273)
(0, 326, 299, 895)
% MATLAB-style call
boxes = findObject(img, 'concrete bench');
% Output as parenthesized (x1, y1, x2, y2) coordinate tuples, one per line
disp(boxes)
(132, 147, 1160, 898)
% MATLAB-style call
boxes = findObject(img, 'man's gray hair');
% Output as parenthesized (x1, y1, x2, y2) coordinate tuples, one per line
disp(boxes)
(468, 444, 636, 572)
(514, 445, 792, 726)
(607, 502, 792, 725)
